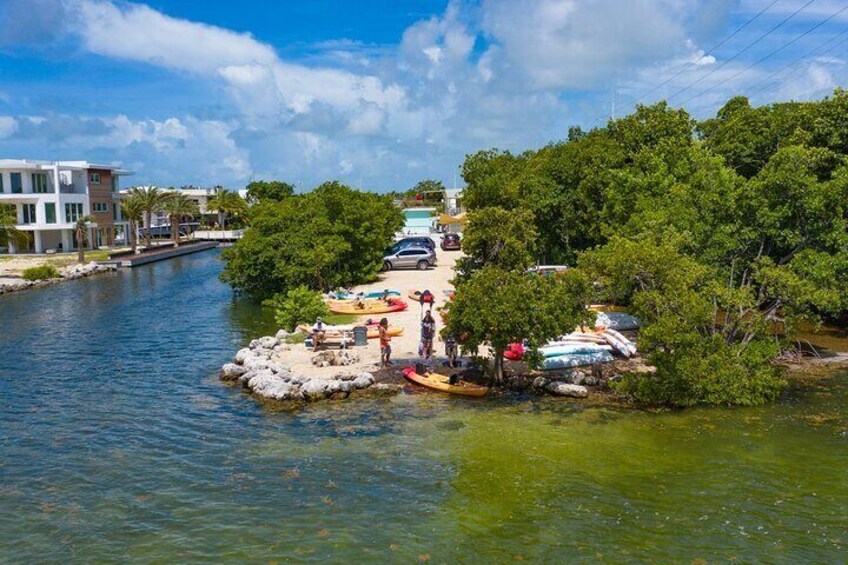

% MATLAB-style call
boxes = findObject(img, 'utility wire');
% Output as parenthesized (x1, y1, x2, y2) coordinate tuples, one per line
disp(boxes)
(678, 2, 848, 107)
(666, 0, 817, 102)
(745, 25, 848, 99)
(634, 0, 782, 105)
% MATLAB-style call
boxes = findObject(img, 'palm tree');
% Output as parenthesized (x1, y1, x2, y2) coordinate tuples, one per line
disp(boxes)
(74, 216, 93, 264)
(206, 187, 248, 231)
(162, 193, 200, 247)
(121, 194, 145, 254)
(0, 204, 30, 252)
(130, 186, 166, 249)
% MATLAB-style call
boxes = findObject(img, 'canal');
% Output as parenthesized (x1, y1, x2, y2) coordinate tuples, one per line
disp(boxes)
(1, 249, 846, 562)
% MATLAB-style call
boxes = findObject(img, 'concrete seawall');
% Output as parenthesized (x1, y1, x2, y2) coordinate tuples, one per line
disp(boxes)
(110, 241, 218, 267)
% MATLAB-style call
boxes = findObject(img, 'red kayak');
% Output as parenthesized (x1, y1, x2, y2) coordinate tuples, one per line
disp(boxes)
(504, 342, 525, 361)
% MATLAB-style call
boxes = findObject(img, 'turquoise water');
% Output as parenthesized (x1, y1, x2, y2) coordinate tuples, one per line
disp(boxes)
(403, 209, 434, 220)
(1, 250, 846, 563)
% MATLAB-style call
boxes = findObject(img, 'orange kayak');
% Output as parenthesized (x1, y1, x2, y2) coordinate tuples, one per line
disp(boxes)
(402, 367, 488, 397)
(326, 298, 408, 315)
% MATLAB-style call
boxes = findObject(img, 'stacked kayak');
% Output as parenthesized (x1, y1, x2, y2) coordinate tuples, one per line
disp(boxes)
(542, 350, 615, 370)
(503, 328, 637, 370)
(402, 367, 489, 397)
(326, 298, 408, 315)
(595, 311, 641, 331)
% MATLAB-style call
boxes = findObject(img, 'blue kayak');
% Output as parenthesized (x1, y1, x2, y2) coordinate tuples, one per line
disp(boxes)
(333, 290, 401, 300)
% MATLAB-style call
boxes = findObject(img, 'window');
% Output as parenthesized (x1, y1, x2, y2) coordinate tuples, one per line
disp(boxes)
(0, 173, 4, 193)
(92, 202, 109, 213)
(45, 202, 56, 224)
(90, 172, 102, 184)
(32, 173, 49, 193)
(113, 203, 120, 220)
(65, 203, 83, 223)
(111, 175, 118, 192)
(21, 203, 36, 224)
(399, 249, 426, 256)
(10, 172, 22, 193)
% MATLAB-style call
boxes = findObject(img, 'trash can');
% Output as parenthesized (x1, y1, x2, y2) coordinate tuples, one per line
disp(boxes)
(353, 326, 368, 347)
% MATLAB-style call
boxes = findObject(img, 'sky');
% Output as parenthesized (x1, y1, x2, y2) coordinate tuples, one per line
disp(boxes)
(0, 0, 846, 191)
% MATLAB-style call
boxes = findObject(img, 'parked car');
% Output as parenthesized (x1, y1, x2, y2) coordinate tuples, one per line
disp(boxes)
(390, 236, 436, 253)
(383, 246, 437, 271)
(526, 265, 569, 276)
(441, 233, 461, 251)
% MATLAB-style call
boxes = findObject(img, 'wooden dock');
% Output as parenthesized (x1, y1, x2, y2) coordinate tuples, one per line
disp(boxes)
(103, 241, 219, 268)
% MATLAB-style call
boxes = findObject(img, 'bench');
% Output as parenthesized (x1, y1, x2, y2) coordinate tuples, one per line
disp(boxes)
(305, 329, 354, 350)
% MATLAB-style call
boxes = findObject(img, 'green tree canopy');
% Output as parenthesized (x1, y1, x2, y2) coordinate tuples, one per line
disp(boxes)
(246, 180, 295, 203)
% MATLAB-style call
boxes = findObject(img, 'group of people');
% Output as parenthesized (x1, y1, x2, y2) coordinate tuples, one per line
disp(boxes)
(310, 307, 454, 369)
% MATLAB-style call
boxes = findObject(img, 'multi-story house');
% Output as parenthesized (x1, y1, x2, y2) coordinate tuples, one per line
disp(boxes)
(0, 159, 132, 254)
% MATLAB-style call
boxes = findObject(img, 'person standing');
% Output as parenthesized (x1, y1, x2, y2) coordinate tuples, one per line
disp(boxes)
(420, 310, 436, 360)
(379, 318, 392, 367)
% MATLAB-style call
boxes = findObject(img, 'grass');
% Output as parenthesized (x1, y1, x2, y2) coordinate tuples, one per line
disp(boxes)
(325, 313, 359, 325)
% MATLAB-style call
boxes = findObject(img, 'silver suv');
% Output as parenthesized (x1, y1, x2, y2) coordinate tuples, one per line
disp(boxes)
(383, 245, 437, 271)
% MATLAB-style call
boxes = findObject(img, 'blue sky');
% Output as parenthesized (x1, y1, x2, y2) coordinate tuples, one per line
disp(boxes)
(0, 0, 846, 190)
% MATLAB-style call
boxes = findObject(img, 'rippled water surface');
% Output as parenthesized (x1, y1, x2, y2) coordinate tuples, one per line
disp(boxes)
(1, 250, 846, 563)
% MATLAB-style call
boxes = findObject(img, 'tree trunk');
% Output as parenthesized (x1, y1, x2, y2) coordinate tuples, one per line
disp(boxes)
(144, 211, 152, 248)
(76, 229, 85, 264)
(493, 346, 505, 385)
(172, 215, 180, 247)
(129, 220, 137, 254)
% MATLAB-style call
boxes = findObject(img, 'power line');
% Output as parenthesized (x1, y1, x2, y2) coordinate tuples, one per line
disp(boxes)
(634, 0, 781, 105)
(678, 2, 848, 107)
(666, 0, 817, 103)
(745, 25, 848, 99)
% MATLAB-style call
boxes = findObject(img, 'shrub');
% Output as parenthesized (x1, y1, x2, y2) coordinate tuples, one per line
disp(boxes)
(21, 265, 61, 281)
(273, 286, 330, 332)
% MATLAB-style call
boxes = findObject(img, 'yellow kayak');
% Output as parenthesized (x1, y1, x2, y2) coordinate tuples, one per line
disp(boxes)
(297, 323, 404, 339)
(402, 367, 489, 397)
(408, 290, 436, 304)
(326, 298, 408, 315)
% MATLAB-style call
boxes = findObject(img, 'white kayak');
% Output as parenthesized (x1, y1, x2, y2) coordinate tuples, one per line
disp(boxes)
(601, 328, 637, 357)
(540, 343, 613, 358)
(542, 350, 615, 371)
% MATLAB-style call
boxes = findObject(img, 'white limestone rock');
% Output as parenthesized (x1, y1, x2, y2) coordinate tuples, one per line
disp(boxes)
(546, 381, 589, 398)
(532, 376, 549, 389)
(220, 363, 248, 381)
(352, 373, 375, 390)
(301, 379, 330, 401)
(275, 329, 290, 341)
(234, 348, 253, 364)
(258, 336, 279, 349)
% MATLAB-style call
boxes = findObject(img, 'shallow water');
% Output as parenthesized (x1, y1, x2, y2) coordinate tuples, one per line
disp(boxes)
(1, 250, 846, 563)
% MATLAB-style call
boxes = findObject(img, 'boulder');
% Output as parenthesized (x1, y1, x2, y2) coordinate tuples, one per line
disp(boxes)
(242, 356, 276, 371)
(337, 351, 360, 366)
(276, 329, 290, 341)
(234, 347, 253, 364)
(325, 380, 342, 395)
(258, 336, 279, 349)
(220, 363, 248, 381)
(532, 376, 549, 390)
(352, 374, 374, 390)
(301, 379, 329, 401)
(248, 371, 298, 401)
(312, 351, 337, 367)
(546, 381, 589, 398)
(338, 380, 354, 393)
(273, 344, 291, 354)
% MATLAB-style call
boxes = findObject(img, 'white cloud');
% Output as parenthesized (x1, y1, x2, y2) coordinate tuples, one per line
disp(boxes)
(0, 116, 17, 139)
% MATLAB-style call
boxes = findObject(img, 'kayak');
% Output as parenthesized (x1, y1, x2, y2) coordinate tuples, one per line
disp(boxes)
(297, 323, 404, 339)
(542, 350, 615, 371)
(402, 367, 489, 397)
(504, 342, 525, 360)
(600, 328, 637, 357)
(408, 290, 436, 304)
(595, 311, 641, 331)
(540, 343, 613, 358)
(333, 290, 401, 300)
(326, 298, 408, 315)
(549, 332, 608, 346)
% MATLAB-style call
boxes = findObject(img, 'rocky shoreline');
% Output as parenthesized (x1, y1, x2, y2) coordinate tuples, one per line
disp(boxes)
(219, 331, 403, 404)
(0, 262, 118, 296)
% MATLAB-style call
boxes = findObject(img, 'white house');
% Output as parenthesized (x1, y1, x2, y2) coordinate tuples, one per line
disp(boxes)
(444, 187, 464, 215)
(124, 186, 249, 229)
(0, 159, 133, 254)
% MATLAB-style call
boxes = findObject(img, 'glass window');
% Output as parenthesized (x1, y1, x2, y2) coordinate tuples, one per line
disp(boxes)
(45, 202, 56, 224)
(22, 203, 36, 224)
(10, 172, 22, 193)
(111, 175, 118, 192)
(0, 173, 4, 193)
(92, 202, 108, 213)
(65, 203, 83, 223)
(90, 172, 101, 184)
(32, 173, 49, 193)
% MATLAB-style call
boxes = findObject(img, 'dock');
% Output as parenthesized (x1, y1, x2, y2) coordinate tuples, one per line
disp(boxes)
(103, 241, 219, 268)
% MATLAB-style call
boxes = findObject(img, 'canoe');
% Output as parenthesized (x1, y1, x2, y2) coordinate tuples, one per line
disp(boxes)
(408, 290, 436, 304)
(297, 323, 404, 339)
(595, 311, 641, 331)
(542, 350, 615, 371)
(550, 332, 608, 346)
(600, 328, 637, 357)
(326, 298, 408, 315)
(540, 343, 613, 358)
(333, 290, 401, 300)
(402, 367, 489, 397)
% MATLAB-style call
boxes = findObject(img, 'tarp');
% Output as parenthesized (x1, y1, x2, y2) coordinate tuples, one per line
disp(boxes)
(439, 212, 468, 225)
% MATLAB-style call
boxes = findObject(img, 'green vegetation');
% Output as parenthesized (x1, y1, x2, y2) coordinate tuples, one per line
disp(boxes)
(1, 204, 30, 251)
(130, 186, 167, 249)
(74, 216, 93, 264)
(162, 193, 200, 247)
(207, 187, 248, 230)
(272, 286, 330, 332)
(457, 90, 848, 406)
(445, 267, 590, 383)
(221, 181, 403, 301)
(21, 265, 61, 281)
(121, 195, 144, 254)
(246, 180, 294, 203)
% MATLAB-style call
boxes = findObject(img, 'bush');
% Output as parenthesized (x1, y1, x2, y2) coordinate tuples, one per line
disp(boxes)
(273, 286, 330, 332)
(21, 265, 61, 281)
